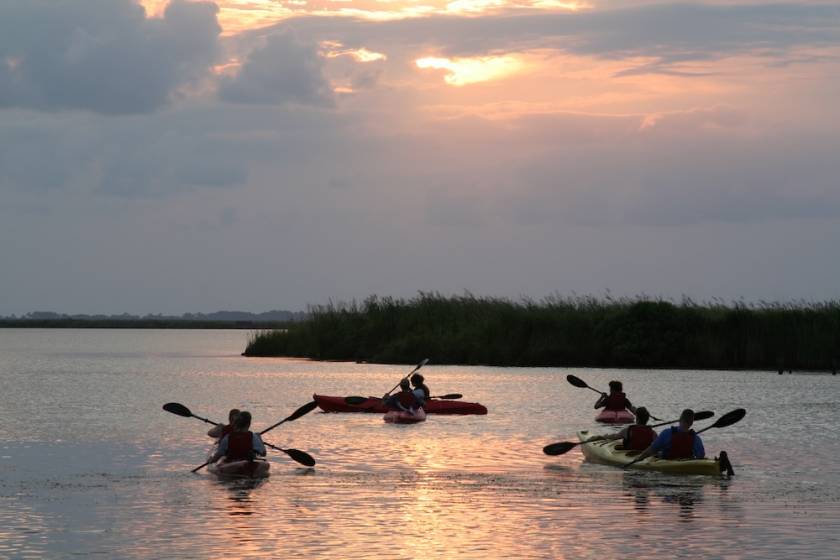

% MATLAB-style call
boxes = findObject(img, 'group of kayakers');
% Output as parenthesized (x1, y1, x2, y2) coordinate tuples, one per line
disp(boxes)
(205, 374, 430, 466)
(589, 380, 705, 461)
(201, 373, 708, 470)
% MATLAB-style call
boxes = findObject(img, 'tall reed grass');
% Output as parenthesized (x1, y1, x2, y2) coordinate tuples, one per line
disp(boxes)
(244, 293, 840, 370)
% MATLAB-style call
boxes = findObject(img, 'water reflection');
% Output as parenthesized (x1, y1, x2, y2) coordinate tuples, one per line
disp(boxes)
(1, 331, 838, 559)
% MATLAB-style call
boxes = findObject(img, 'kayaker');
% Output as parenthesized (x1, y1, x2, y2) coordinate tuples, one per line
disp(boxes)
(584, 407, 656, 451)
(207, 408, 240, 439)
(594, 380, 636, 414)
(384, 379, 422, 412)
(633, 408, 705, 462)
(411, 373, 430, 405)
(209, 411, 266, 464)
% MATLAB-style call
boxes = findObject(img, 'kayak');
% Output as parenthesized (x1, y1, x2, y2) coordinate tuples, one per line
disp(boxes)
(314, 394, 488, 415)
(384, 408, 427, 424)
(596, 409, 635, 424)
(577, 430, 722, 476)
(208, 458, 270, 479)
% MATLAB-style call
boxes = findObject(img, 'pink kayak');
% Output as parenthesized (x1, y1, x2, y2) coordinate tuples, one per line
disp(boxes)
(596, 409, 635, 424)
(384, 408, 427, 424)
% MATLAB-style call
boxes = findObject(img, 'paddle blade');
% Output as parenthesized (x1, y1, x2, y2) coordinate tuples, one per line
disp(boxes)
(344, 396, 369, 405)
(283, 448, 316, 467)
(543, 441, 578, 456)
(711, 408, 746, 429)
(285, 400, 318, 422)
(433, 394, 462, 400)
(694, 410, 715, 422)
(163, 402, 192, 418)
(566, 375, 589, 389)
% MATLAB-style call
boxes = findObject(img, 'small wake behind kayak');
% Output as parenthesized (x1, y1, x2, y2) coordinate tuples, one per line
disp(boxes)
(577, 430, 722, 476)
(384, 408, 427, 424)
(596, 409, 635, 424)
(314, 394, 488, 415)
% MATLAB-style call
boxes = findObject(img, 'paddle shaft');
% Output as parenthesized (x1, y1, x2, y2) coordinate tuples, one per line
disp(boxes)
(258, 401, 318, 435)
(384, 358, 429, 397)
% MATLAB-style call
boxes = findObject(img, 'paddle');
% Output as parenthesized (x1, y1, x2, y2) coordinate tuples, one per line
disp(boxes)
(566, 374, 603, 396)
(566, 374, 662, 421)
(258, 400, 319, 435)
(190, 444, 316, 473)
(650, 410, 714, 428)
(343, 392, 461, 405)
(163, 402, 317, 470)
(623, 408, 746, 469)
(542, 410, 715, 456)
(384, 358, 429, 397)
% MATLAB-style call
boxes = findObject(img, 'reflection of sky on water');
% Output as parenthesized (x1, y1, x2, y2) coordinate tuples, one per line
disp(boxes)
(1, 330, 839, 558)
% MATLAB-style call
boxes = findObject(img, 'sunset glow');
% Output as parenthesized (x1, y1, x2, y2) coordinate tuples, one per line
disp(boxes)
(416, 56, 524, 86)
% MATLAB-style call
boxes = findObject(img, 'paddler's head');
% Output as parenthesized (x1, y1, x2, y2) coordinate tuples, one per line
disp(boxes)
(411, 373, 424, 386)
(228, 408, 241, 424)
(679, 409, 695, 431)
(608, 380, 623, 393)
(400, 379, 411, 391)
(635, 407, 650, 425)
(234, 411, 252, 431)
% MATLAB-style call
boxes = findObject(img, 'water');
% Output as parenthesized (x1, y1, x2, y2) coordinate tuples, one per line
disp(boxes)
(0, 329, 838, 559)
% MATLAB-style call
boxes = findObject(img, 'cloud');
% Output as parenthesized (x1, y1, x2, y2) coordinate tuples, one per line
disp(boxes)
(219, 32, 333, 106)
(275, 3, 840, 71)
(0, 0, 220, 114)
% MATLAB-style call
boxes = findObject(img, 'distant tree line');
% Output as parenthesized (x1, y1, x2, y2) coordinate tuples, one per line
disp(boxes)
(0, 309, 306, 329)
(243, 293, 840, 371)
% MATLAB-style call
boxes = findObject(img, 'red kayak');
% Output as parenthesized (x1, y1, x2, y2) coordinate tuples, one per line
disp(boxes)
(313, 394, 488, 415)
(595, 409, 635, 424)
(384, 408, 427, 424)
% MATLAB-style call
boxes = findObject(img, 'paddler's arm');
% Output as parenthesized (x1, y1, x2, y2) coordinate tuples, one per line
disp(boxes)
(594, 392, 608, 409)
(210, 435, 229, 463)
(252, 433, 267, 457)
(207, 423, 225, 438)
(585, 427, 629, 443)
(694, 435, 706, 459)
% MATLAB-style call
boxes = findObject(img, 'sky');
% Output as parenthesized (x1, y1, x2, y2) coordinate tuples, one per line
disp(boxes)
(1, 0, 840, 314)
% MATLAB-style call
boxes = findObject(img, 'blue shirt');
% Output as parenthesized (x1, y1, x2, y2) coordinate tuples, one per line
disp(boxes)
(650, 427, 705, 458)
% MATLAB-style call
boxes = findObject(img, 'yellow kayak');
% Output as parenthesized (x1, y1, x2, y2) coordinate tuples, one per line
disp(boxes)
(577, 430, 722, 476)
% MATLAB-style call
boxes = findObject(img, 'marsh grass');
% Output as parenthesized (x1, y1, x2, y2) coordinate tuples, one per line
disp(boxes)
(244, 293, 840, 370)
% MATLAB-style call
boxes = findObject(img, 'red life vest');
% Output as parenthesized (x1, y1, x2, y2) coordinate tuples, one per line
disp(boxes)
(666, 428, 696, 459)
(604, 391, 627, 411)
(398, 391, 419, 408)
(226, 431, 254, 461)
(624, 425, 656, 451)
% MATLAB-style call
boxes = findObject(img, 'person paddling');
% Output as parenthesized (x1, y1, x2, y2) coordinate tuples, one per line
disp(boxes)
(632, 408, 705, 462)
(208, 411, 266, 464)
(584, 407, 657, 451)
(384, 379, 422, 412)
(207, 408, 240, 439)
(594, 380, 636, 414)
(411, 373, 430, 406)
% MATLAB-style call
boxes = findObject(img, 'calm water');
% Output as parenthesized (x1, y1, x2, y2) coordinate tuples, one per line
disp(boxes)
(0, 329, 838, 559)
